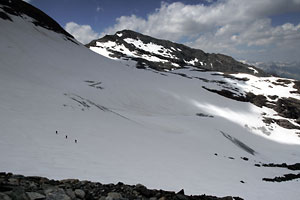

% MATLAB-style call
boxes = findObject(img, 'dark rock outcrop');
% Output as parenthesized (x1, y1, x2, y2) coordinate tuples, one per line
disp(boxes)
(0, 0, 74, 40)
(261, 163, 300, 171)
(274, 98, 300, 124)
(262, 173, 300, 182)
(261, 162, 300, 182)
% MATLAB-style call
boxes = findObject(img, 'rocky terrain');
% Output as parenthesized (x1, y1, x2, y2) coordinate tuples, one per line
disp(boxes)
(87, 30, 300, 134)
(0, 173, 242, 200)
(86, 30, 266, 76)
(0, 0, 76, 43)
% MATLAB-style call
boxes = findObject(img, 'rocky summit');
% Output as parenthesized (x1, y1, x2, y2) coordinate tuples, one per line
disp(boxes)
(0, 172, 242, 200)
(87, 30, 266, 76)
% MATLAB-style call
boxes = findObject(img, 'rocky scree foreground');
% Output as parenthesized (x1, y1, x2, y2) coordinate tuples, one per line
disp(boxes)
(0, 172, 243, 200)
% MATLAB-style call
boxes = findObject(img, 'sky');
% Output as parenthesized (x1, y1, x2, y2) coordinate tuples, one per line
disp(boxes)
(25, 0, 300, 63)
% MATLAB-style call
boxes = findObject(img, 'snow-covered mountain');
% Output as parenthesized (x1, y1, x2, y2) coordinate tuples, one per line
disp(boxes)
(1, 1, 300, 199)
(254, 61, 300, 80)
(88, 30, 300, 140)
(87, 30, 267, 76)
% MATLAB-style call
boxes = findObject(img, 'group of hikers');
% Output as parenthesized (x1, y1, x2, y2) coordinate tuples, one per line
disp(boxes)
(56, 131, 77, 143)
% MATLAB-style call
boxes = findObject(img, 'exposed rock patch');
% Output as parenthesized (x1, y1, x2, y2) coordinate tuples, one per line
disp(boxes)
(260, 162, 300, 182)
(262, 173, 300, 182)
(274, 98, 300, 124)
(261, 163, 300, 171)
(196, 113, 214, 118)
(292, 80, 300, 94)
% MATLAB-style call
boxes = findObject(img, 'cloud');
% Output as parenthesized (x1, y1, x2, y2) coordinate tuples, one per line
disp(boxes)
(96, 6, 103, 12)
(64, 22, 100, 44)
(101, 0, 300, 62)
(23, 0, 32, 3)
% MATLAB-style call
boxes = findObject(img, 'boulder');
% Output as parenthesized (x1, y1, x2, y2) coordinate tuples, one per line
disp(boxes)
(74, 189, 85, 199)
(0, 192, 12, 200)
(106, 192, 122, 200)
(26, 192, 45, 200)
(65, 189, 75, 199)
(44, 188, 70, 200)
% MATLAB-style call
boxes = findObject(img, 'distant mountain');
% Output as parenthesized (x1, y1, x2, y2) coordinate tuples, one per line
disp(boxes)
(1, 1, 300, 200)
(254, 61, 300, 80)
(87, 30, 267, 76)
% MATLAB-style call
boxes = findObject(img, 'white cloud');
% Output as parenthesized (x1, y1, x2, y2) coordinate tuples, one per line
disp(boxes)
(64, 22, 100, 44)
(101, 0, 300, 62)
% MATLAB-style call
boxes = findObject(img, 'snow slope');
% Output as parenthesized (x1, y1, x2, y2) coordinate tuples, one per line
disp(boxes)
(1, 2, 300, 200)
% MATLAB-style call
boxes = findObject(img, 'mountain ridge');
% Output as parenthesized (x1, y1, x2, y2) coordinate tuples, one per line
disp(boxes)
(87, 29, 267, 76)
(0, 0, 75, 41)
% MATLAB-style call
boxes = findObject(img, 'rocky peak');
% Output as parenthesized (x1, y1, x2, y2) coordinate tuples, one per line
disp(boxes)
(87, 29, 267, 76)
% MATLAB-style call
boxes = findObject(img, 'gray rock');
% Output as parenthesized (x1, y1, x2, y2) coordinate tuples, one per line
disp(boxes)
(176, 194, 189, 200)
(44, 188, 70, 200)
(106, 192, 122, 200)
(220, 197, 234, 200)
(0, 192, 12, 200)
(8, 178, 19, 186)
(74, 189, 85, 199)
(10, 188, 29, 200)
(99, 197, 106, 200)
(26, 192, 46, 200)
(149, 197, 157, 200)
(44, 188, 55, 196)
(11, 175, 25, 179)
(65, 189, 76, 199)
(28, 182, 38, 190)
(60, 179, 79, 184)
(135, 184, 151, 197)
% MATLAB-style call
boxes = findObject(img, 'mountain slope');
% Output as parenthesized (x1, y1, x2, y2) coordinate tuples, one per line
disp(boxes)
(88, 30, 300, 139)
(1, 1, 300, 200)
(87, 30, 266, 76)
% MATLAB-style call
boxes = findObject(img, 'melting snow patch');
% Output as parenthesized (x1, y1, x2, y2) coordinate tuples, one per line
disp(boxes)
(124, 38, 178, 59)
(231, 74, 299, 99)
(248, 67, 259, 74)
(96, 41, 116, 48)
(186, 58, 199, 65)
(90, 46, 118, 60)
(171, 63, 180, 67)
